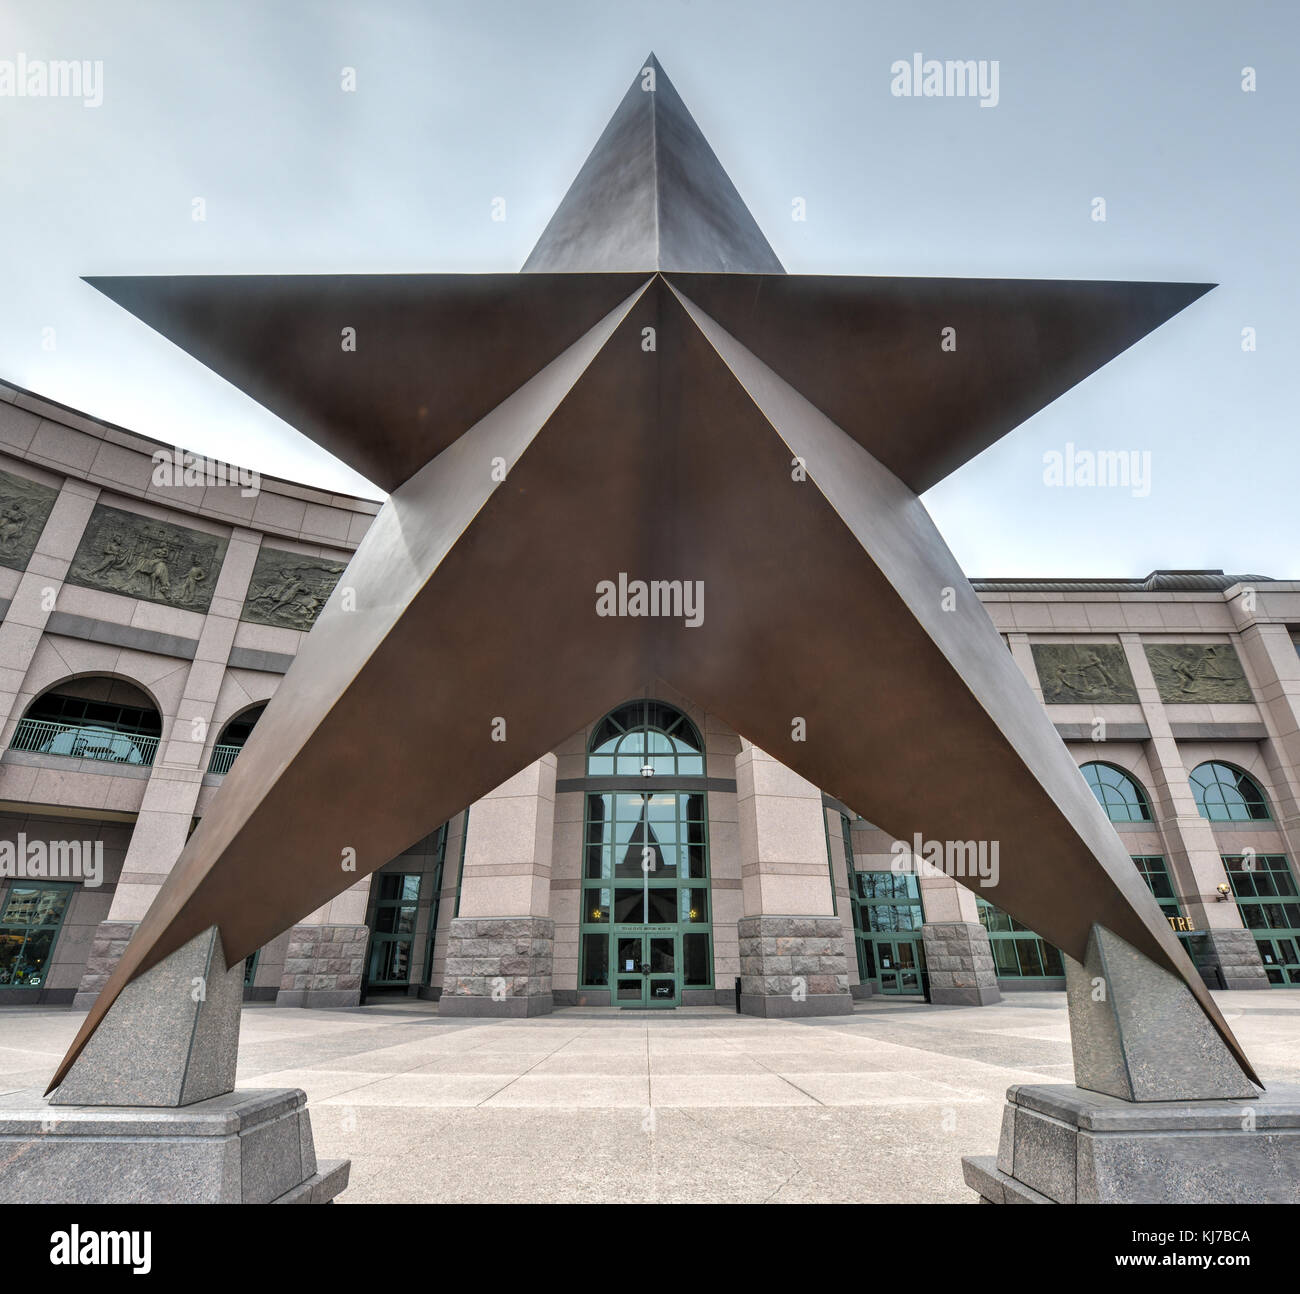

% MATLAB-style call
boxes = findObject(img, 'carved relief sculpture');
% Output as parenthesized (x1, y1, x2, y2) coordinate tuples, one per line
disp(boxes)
(1145, 643, 1253, 703)
(0, 468, 59, 572)
(66, 504, 227, 611)
(241, 547, 346, 630)
(1032, 643, 1139, 704)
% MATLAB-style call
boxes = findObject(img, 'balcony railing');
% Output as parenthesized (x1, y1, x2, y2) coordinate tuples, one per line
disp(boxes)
(207, 743, 243, 776)
(8, 718, 159, 767)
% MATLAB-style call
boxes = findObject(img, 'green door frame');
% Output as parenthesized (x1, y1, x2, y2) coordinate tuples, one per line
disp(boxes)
(367, 873, 421, 988)
(613, 928, 680, 1007)
(578, 789, 713, 1006)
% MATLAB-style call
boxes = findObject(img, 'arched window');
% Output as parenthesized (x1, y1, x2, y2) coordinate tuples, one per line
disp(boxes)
(1081, 762, 1153, 823)
(208, 704, 266, 775)
(587, 700, 704, 777)
(11, 678, 161, 766)
(1189, 761, 1271, 822)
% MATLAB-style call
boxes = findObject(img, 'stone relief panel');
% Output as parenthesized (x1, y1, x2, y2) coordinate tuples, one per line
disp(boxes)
(240, 547, 346, 630)
(1145, 644, 1253, 703)
(66, 504, 228, 611)
(1032, 643, 1138, 704)
(0, 468, 59, 572)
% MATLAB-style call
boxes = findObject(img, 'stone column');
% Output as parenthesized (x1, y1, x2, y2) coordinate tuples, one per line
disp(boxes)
(735, 742, 852, 1017)
(1120, 634, 1268, 988)
(276, 877, 372, 1007)
(73, 527, 264, 1007)
(1234, 616, 1300, 851)
(920, 878, 1000, 1005)
(439, 756, 556, 1016)
(0, 474, 99, 739)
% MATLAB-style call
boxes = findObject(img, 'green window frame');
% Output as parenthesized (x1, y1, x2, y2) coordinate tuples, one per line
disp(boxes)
(1131, 855, 1192, 935)
(1223, 854, 1300, 985)
(977, 898, 1065, 979)
(1081, 762, 1153, 822)
(577, 789, 712, 991)
(848, 869, 926, 986)
(586, 700, 705, 777)
(1190, 762, 1271, 822)
(367, 873, 421, 987)
(0, 882, 74, 989)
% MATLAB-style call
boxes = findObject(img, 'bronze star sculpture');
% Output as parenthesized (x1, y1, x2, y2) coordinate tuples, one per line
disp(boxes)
(50, 54, 1257, 1091)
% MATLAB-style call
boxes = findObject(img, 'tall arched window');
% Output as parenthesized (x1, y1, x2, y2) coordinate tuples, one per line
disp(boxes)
(579, 700, 711, 1006)
(1081, 762, 1153, 823)
(1189, 761, 1271, 822)
(586, 700, 704, 777)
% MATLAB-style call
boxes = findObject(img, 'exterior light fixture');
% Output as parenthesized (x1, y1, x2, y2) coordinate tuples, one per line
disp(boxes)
(640, 764, 655, 777)
(1216, 882, 1232, 899)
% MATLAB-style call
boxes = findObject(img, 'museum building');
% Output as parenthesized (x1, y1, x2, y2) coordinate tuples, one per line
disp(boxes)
(0, 376, 1298, 1015)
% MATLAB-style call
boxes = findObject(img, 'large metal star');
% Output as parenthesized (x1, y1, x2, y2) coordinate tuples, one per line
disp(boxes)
(51, 54, 1255, 1090)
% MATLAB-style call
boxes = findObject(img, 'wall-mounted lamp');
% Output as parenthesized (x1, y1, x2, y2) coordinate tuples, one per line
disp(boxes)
(1216, 882, 1232, 900)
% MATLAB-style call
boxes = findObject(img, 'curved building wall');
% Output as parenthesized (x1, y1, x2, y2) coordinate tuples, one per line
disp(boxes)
(2, 378, 1300, 1012)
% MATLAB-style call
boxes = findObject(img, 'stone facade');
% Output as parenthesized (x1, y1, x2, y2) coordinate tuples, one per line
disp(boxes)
(921, 921, 1001, 1005)
(0, 377, 1299, 1023)
(275, 923, 368, 1007)
(72, 921, 138, 1009)
(438, 916, 554, 1016)
(737, 916, 853, 1017)
(1195, 927, 1272, 990)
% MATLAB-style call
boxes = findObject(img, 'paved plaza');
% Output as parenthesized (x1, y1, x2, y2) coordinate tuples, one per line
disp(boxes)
(4, 992, 1298, 1203)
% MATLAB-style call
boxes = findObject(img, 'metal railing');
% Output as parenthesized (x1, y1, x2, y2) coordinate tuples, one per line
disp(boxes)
(207, 743, 243, 776)
(8, 717, 159, 767)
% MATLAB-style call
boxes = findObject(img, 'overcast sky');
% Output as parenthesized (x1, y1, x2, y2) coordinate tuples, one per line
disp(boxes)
(1, 0, 1295, 576)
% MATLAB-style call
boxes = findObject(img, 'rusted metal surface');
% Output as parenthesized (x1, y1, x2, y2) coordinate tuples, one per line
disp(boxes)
(50, 55, 1251, 1093)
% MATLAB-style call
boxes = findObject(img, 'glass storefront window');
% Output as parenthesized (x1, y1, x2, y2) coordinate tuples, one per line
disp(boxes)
(0, 883, 73, 989)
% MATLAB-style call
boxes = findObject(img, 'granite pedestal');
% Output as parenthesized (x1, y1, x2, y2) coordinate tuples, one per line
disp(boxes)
(964, 1082, 1300, 1204)
(33, 925, 347, 1202)
(962, 922, 1289, 1204)
(0, 1087, 349, 1204)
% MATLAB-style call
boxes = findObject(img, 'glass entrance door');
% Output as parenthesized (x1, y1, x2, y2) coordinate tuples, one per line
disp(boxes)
(578, 787, 713, 1005)
(615, 931, 679, 1007)
(875, 938, 924, 994)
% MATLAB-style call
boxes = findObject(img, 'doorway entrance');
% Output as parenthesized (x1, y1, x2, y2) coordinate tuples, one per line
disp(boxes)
(614, 930, 679, 1006)
(873, 937, 926, 995)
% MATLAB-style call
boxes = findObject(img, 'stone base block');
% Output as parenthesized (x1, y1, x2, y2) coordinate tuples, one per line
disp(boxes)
(737, 916, 854, 1017)
(922, 921, 1000, 1006)
(1193, 927, 1271, 990)
(438, 916, 554, 1016)
(275, 923, 367, 1007)
(0, 1087, 348, 1204)
(963, 1081, 1300, 1204)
